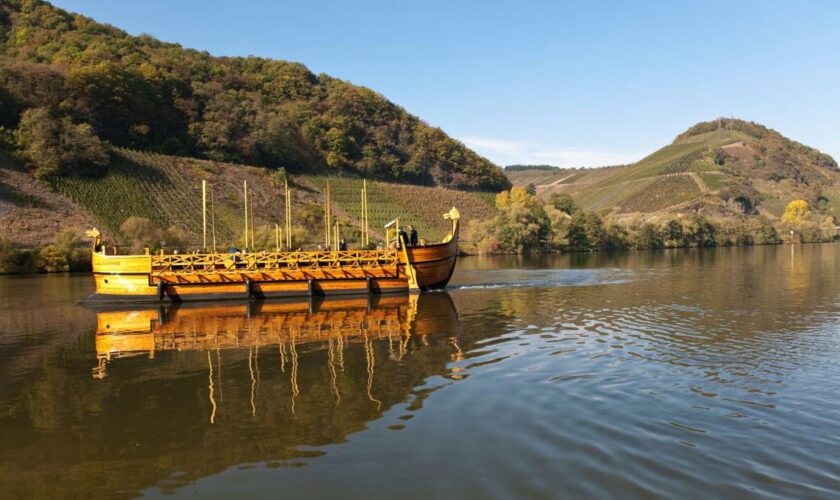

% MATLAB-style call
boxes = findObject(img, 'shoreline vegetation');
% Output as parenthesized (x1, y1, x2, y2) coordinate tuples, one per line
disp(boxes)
(461, 187, 838, 256)
(1, 186, 836, 275)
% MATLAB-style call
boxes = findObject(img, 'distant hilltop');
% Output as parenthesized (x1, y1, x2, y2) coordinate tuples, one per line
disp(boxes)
(506, 118, 840, 222)
(0, 0, 509, 191)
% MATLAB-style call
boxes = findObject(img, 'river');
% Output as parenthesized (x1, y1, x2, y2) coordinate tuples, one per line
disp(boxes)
(1, 245, 839, 498)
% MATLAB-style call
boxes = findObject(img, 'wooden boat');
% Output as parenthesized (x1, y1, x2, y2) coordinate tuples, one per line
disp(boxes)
(85, 208, 460, 303)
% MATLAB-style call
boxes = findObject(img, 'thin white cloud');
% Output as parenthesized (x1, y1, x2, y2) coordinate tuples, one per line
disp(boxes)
(459, 135, 643, 168)
(459, 136, 526, 158)
(530, 148, 643, 167)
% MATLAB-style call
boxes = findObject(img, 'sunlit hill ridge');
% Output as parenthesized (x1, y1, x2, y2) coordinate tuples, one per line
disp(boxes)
(506, 119, 840, 223)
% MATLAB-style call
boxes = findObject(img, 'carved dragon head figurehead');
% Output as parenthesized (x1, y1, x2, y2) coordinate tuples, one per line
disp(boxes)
(443, 207, 460, 221)
(86, 228, 102, 250)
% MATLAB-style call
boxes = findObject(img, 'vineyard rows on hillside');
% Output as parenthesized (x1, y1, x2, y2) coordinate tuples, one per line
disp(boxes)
(618, 174, 703, 213)
(52, 148, 501, 248)
(573, 178, 656, 213)
(305, 177, 496, 242)
(56, 149, 317, 246)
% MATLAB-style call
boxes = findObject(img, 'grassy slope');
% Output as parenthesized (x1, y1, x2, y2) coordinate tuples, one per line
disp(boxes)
(511, 126, 840, 220)
(29, 148, 496, 248)
(0, 152, 101, 245)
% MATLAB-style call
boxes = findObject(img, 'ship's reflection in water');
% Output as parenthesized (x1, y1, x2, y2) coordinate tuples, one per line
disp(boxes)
(81, 294, 463, 492)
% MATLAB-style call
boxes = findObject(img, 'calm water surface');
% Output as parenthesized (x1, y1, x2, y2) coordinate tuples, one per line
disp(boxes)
(1, 245, 839, 498)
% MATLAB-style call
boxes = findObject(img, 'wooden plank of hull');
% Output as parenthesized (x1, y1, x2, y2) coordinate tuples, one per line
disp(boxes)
(88, 276, 411, 302)
(92, 253, 151, 274)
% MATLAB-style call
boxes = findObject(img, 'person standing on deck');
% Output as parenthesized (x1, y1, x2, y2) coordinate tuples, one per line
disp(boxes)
(339, 238, 347, 251)
(407, 225, 418, 247)
(397, 227, 408, 248)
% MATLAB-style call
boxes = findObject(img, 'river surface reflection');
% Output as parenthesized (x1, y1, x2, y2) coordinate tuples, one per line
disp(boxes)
(1, 244, 839, 498)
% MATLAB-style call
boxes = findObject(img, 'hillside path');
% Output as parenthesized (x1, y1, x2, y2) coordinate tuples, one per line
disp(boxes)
(536, 173, 580, 188)
(689, 172, 710, 194)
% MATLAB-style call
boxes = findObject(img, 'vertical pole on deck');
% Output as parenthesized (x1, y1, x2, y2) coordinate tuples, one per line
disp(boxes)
(327, 181, 329, 248)
(210, 186, 217, 253)
(250, 190, 255, 250)
(362, 179, 369, 247)
(324, 180, 332, 248)
(285, 180, 292, 249)
(275, 223, 280, 252)
(366, 182, 370, 246)
(366, 181, 370, 246)
(202, 180, 207, 252)
(243, 180, 249, 250)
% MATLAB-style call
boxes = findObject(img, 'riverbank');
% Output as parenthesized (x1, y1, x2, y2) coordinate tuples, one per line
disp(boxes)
(4, 235, 837, 275)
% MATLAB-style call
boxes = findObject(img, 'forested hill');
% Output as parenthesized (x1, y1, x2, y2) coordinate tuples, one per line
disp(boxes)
(0, 0, 510, 190)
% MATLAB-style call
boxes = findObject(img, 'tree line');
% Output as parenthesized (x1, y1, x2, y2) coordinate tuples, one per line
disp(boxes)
(0, 0, 510, 190)
(466, 188, 837, 255)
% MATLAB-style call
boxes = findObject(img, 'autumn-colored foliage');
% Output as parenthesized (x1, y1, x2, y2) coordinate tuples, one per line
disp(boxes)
(781, 200, 810, 225)
(0, 1, 510, 190)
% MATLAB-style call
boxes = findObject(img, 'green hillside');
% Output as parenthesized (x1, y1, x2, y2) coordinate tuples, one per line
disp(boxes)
(43, 148, 496, 248)
(512, 119, 840, 221)
(0, 0, 509, 191)
(305, 176, 495, 242)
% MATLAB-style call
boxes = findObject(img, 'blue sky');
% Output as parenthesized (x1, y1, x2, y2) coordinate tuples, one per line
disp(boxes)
(52, 0, 840, 167)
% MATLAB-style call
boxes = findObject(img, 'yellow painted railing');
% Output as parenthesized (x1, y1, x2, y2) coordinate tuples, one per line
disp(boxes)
(150, 249, 401, 275)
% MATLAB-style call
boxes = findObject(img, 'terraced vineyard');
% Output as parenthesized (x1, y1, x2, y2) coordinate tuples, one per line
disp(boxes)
(304, 177, 419, 239)
(618, 174, 703, 213)
(54, 150, 206, 238)
(305, 176, 496, 242)
(508, 127, 781, 217)
(55, 149, 324, 246)
(574, 178, 657, 213)
(53, 149, 497, 248)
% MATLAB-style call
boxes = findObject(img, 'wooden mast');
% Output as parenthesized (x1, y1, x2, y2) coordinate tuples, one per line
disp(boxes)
(284, 180, 291, 250)
(249, 190, 255, 249)
(202, 180, 207, 252)
(243, 180, 249, 250)
(210, 186, 217, 253)
(361, 180, 369, 247)
(324, 180, 332, 248)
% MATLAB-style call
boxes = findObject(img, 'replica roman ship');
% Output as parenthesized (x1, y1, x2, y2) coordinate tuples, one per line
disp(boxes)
(85, 180, 460, 303)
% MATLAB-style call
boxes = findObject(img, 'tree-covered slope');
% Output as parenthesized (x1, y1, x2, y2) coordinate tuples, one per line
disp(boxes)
(0, 0, 509, 190)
